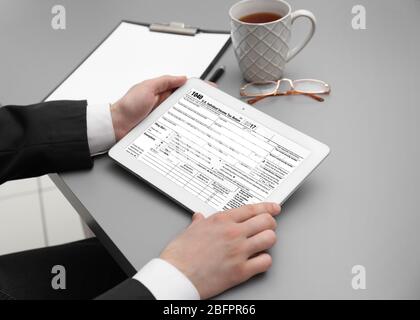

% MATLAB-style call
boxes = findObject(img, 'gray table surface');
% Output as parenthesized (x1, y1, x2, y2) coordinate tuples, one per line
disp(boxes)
(1, 0, 420, 299)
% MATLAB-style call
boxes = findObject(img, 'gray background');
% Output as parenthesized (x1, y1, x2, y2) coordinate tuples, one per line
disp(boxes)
(1, 0, 420, 299)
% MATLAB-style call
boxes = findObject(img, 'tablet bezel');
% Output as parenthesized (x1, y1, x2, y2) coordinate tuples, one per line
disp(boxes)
(109, 78, 330, 216)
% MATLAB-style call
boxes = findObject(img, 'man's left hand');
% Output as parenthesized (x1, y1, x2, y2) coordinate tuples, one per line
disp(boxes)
(110, 75, 187, 141)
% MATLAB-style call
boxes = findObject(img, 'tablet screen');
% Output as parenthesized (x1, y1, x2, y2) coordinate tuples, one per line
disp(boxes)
(125, 89, 310, 211)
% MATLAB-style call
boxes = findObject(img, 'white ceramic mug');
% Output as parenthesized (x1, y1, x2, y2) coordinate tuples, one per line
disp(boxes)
(230, 0, 316, 82)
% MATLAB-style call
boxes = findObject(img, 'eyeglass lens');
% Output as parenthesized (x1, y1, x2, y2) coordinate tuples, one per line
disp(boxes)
(243, 79, 329, 96)
(293, 80, 329, 94)
(243, 82, 278, 96)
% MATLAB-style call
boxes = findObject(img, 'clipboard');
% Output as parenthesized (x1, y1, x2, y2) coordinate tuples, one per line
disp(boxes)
(43, 20, 231, 103)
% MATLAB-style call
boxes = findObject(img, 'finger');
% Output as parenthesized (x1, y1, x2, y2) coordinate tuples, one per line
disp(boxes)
(156, 91, 172, 106)
(228, 202, 280, 223)
(205, 80, 218, 87)
(242, 213, 277, 237)
(246, 229, 277, 256)
(191, 212, 205, 224)
(243, 253, 273, 278)
(148, 75, 187, 94)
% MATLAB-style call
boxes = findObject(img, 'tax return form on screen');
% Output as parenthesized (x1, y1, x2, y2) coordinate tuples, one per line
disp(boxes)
(125, 89, 311, 211)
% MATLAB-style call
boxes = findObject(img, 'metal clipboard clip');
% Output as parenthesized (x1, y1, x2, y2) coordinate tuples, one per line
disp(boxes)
(149, 22, 198, 36)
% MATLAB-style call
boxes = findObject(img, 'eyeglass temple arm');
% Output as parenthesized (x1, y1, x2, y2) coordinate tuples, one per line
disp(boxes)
(290, 91, 324, 102)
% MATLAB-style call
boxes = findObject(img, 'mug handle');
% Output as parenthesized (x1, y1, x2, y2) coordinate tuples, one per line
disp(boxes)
(287, 9, 317, 62)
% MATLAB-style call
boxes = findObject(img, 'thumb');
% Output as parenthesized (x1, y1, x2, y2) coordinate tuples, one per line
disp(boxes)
(150, 75, 187, 94)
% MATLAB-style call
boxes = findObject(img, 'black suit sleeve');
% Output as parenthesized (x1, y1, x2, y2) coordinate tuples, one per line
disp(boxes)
(0, 100, 157, 300)
(0, 100, 93, 184)
(96, 278, 156, 300)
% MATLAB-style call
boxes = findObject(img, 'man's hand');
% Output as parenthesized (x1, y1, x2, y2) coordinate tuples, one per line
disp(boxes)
(110, 75, 187, 141)
(160, 202, 281, 299)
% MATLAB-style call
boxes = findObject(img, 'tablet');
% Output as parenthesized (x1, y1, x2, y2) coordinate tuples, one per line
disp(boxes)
(109, 78, 329, 217)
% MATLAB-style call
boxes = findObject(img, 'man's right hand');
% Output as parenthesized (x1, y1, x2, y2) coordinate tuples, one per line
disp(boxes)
(160, 202, 281, 299)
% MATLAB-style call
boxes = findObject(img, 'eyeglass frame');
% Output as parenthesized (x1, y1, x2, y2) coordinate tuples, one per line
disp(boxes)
(240, 78, 331, 104)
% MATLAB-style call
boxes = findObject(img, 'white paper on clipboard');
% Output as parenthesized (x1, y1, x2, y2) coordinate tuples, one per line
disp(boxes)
(46, 21, 230, 103)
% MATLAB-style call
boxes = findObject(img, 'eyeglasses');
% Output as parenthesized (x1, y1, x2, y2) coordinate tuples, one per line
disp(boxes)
(240, 78, 331, 105)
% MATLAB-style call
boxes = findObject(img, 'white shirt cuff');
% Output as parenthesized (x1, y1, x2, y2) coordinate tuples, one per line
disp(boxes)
(86, 103, 116, 156)
(133, 258, 200, 300)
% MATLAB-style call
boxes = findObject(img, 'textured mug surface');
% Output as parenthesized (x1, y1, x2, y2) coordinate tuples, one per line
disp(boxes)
(230, 0, 316, 82)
